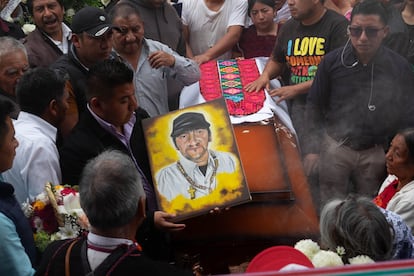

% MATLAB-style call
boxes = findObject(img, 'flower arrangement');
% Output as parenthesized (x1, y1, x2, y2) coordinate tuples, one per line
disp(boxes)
(22, 183, 89, 252)
(294, 239, 375, 268)
(61, 0, 109, 23)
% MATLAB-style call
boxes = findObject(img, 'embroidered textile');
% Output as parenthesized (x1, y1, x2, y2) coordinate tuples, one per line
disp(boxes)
(199, 59, 265, 116)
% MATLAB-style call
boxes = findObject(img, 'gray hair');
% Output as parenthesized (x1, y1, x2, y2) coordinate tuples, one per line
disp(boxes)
(79, 149, 145, 229)
(320, 195, 394, 262)
(0, 37, 27, 64)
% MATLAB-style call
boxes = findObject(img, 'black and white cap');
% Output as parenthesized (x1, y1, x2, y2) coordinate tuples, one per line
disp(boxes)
(71, 6, 112, 37)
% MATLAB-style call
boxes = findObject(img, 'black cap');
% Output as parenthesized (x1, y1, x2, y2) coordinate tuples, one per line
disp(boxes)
(171, 112, 210, 137)
(71, 7, 112, 37)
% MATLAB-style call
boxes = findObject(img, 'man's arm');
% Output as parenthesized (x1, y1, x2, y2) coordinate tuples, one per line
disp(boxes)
(245, 57, 285, 92)
(193, 25, 243, 64)
(170, 53, 201, 85)
(182, 25, 194, 59)
(154, 211, 186, 231)
(270, 80, 313, 103)
(147, 42, 200, 86)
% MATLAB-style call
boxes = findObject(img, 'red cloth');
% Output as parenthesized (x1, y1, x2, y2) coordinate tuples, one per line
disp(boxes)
(199, 59, 266, 116)
(373, 178, 399, 208)
(236, 25, 279, 59)
(0, 18, 10, 33)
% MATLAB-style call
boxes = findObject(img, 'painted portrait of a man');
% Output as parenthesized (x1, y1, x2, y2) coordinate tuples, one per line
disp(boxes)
(157, 112, 237, 200)
(142, 98, 250, 220)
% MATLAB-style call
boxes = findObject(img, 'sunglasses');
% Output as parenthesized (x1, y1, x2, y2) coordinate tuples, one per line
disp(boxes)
(347, 25, 385, 38)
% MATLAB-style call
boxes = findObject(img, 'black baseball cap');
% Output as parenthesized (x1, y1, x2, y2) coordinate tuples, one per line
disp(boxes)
(171, 112, 210, 138)
(71, 6, 112, 37)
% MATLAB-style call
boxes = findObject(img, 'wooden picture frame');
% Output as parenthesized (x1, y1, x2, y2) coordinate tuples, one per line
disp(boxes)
(142, 98, 251, 221)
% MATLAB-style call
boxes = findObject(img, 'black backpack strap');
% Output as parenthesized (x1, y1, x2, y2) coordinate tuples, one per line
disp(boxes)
(81, 241, 140, 276)
(81, 240, 93, 276)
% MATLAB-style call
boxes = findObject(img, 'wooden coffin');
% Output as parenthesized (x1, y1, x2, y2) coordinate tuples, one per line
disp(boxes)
(171, 115, 319, 274)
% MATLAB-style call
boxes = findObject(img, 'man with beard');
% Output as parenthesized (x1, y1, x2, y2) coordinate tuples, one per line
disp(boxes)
(23, 0, 71, 68)
(156, 112, 237, 201)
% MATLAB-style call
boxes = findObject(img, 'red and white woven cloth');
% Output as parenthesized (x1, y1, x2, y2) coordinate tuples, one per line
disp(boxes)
(199, 59, 266, 116)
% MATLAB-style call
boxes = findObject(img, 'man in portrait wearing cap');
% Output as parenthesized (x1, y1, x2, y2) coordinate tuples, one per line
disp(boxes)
(51, 6, 117, 136)
(156, 112, 237, 201)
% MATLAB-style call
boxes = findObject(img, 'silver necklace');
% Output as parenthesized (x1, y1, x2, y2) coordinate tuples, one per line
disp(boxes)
(341, 38, 359, 68)
(367, 63, 376, 112)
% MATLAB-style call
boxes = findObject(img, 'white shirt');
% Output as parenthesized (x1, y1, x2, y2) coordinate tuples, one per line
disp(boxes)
(379, 175, 414, 234)
(156, 150, 237, 200)
(3, 112, 61, 204)
(47, 23, 72, 54)
(274, 1, 291, 23)
(182, 0, 247, 60)
(87, 232, 134, 271)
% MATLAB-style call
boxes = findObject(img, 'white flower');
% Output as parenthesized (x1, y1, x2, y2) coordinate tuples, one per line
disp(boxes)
(101, 0, 111, 7)
(348, 255, 375, 265)
(312, 250, 344, 268)
(21, 199, 34, 218)
(22, 24, 36, 35)
(54, 221, 80, 240)
(294, 239, 320, 260)
(63, 193, 81, 213)
(336, 246, 346, 256)
(65, 8, 75, 18)
(35, 191, 49, 203)
(33, 216, 44, 231)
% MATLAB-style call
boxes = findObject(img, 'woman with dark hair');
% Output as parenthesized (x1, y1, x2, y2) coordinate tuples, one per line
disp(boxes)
(233, 0, 282, 58)
(374, 128, 414, 233)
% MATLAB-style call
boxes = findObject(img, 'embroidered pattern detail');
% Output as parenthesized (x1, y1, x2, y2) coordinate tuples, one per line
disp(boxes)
(199, 59, 266, 116)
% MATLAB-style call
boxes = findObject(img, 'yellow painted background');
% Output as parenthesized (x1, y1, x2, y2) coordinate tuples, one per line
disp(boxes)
(143, 99, 250, 219)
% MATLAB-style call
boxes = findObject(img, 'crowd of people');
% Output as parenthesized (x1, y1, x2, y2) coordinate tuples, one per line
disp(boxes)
(1, 0, 414, 274)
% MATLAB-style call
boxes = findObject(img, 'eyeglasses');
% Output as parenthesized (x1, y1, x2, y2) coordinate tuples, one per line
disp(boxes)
(347, 25, 385, 38)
